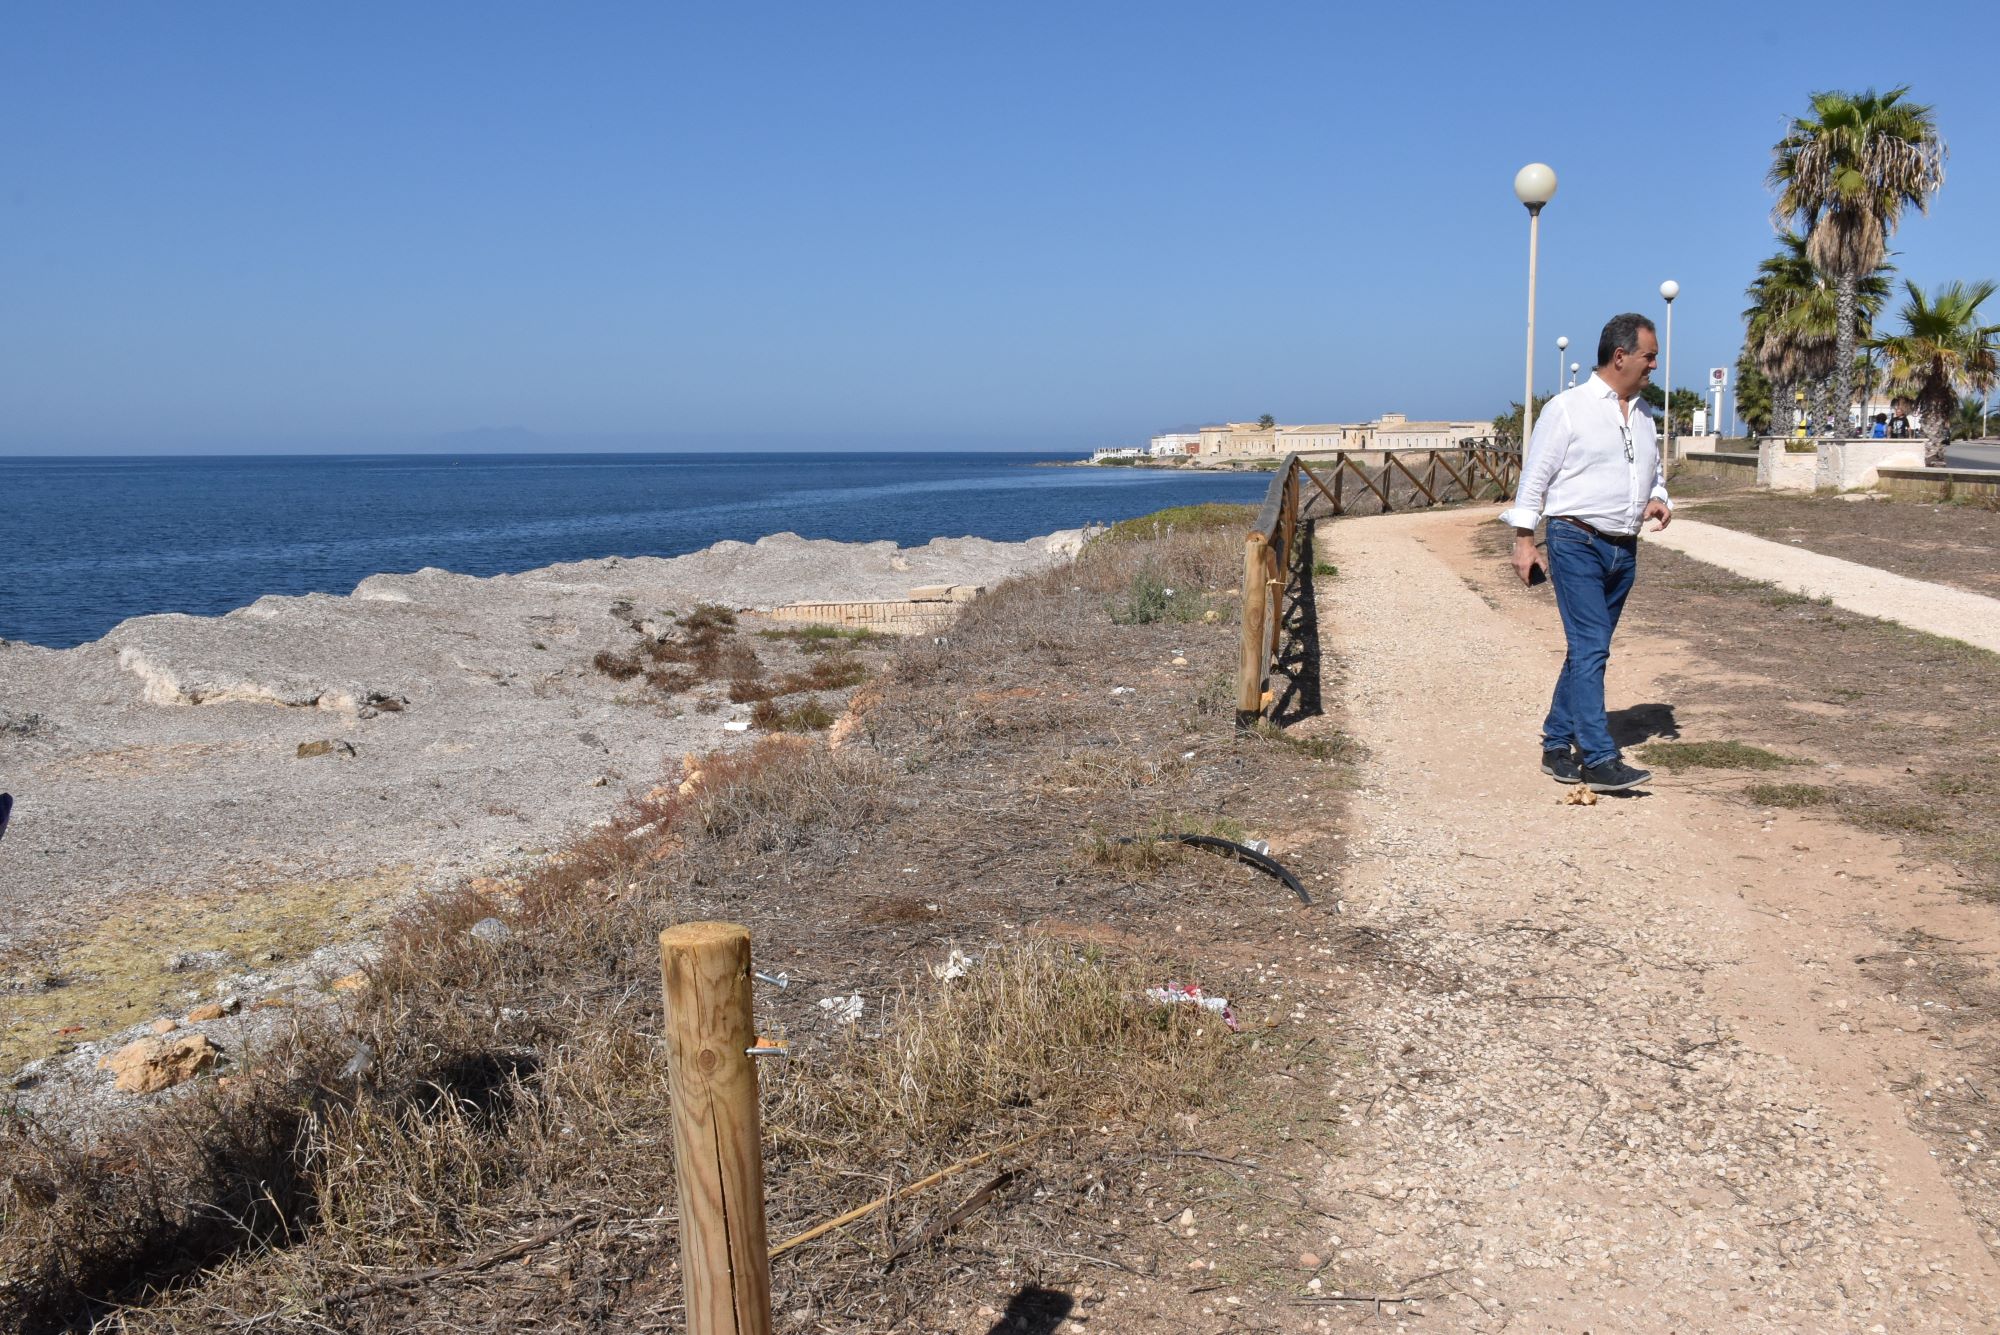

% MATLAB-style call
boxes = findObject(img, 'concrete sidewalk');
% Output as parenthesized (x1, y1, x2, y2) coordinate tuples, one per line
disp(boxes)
(1645, 517, 2000, 654)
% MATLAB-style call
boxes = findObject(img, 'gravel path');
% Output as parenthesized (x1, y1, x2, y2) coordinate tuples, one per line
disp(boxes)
(1646, 518, 2000, 654)
(1311, 507, 2000, 1331)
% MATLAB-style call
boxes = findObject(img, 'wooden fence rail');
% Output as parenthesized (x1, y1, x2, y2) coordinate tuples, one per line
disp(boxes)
(1234, 442, 1521, 726)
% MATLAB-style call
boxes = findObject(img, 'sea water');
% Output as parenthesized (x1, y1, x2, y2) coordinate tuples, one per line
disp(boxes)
(0, 452, 1269, 648)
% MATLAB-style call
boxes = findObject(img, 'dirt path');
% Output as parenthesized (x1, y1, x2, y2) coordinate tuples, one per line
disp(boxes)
(1647, 517, 2000, 653)
(1309, 506, 2000, 1332)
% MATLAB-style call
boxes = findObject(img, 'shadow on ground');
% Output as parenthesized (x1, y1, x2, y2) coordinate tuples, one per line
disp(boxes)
(984, 1285, 1074, 1334)
(1609, 702, 1679, 749)
(1270, 518, 1323, 727)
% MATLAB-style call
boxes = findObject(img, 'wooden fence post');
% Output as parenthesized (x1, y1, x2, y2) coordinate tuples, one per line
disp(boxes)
(660, 922, 773, 1335)
(1236, 532, 1269, 724)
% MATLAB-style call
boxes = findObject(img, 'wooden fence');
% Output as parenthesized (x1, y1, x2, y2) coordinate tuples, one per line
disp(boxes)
(1234, 443, 1522, 726)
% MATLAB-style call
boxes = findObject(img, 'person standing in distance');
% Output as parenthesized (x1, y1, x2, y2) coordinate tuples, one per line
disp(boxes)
(1502, 312, 1673, 793)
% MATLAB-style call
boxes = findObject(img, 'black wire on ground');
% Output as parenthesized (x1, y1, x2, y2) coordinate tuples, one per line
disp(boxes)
(1114, 832, 1311, 906)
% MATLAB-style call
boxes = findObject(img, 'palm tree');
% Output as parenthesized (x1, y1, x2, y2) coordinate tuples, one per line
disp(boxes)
(1769, 87, 1945, 434)
(1742, 233, 1891, 434)
(1869, 280, 2000, 465)
(1949, 396, 1992, 441)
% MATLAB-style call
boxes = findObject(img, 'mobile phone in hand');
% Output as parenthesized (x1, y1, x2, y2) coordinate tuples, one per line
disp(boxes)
(1527, 563, 1547, 588)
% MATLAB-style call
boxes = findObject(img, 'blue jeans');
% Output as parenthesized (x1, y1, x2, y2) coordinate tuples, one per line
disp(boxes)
(1541, 520, 1637, 767)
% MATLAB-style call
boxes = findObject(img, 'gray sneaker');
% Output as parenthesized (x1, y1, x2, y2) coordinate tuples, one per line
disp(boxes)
(1540, 748, 1581, 784)
(1581, 758, 1652, 793)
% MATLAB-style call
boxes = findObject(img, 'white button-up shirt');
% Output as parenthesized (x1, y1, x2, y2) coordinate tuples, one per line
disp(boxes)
(1499, 373, 1672, 536)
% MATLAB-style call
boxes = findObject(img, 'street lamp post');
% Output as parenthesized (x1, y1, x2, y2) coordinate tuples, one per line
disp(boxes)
(1555, 335, 1568, 399)
(1569, 361, 1580, 389)
(1515, 164, 1558, 445)
(1659, 280, 1679, 445)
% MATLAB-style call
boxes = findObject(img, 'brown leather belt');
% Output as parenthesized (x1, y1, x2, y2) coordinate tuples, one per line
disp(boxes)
(1555, 515, 1638, 548)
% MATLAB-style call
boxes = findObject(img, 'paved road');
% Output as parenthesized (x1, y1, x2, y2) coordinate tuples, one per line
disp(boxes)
(1946, 439, 2000, 470)
(1646, 517, 2000, 654)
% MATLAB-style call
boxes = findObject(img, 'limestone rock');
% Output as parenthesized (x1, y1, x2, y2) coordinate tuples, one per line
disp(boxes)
(100, 1034, 221, 1093)
(468, 916, 512, 944)
(185, 996, 241, 1023)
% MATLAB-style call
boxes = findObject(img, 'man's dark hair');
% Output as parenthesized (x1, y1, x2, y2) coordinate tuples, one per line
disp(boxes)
(1596, 313, 1656, 367)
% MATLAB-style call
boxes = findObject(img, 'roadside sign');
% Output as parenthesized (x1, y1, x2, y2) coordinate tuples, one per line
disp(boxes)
(1709, 367, 1728, 386)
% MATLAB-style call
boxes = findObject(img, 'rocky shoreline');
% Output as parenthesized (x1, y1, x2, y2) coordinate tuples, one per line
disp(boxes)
(0, 528, 1087, 1097)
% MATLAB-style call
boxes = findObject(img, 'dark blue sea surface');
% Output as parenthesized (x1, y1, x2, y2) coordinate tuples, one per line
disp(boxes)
(0, 452, 1270, 649)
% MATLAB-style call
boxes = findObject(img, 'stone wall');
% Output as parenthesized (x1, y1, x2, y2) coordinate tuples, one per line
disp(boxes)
(1875, 467, 2000, 503)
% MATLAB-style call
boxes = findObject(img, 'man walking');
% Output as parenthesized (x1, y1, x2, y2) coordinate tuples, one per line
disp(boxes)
(1502, 312, 1673, 793)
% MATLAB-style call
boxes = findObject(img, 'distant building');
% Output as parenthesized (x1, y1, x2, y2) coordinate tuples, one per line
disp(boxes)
(1149, 432, 1201, 457)
(1197, 415, 1488, 459)
(1089, 446, 1145, 463)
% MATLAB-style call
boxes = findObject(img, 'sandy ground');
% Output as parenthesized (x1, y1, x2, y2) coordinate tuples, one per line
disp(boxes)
(1307, 506, 2000, 1331)
(1648, 517, 2000, 653)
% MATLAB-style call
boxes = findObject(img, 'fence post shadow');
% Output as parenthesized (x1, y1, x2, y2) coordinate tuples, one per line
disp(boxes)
(1269, 517, 1322, 726)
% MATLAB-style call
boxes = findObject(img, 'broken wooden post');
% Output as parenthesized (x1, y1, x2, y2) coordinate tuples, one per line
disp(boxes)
(660, 921, 773, 1335)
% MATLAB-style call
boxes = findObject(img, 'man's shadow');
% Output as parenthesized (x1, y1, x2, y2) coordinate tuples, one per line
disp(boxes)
(984, 1285, 1073, 1334)
(1608, 702, 1678, 749)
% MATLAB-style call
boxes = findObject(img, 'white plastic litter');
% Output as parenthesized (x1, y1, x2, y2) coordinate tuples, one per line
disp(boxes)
(1146, 982, 1240, 1031)
(1110, 686, 1136, 695)
(722, 720, 752, 733)
(818, 995, 865, 1022)
(931, 948, 975, 981)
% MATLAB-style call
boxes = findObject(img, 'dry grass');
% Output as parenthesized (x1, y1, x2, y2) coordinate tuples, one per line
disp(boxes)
(1637, 740, 1800, 771)
(1, 512, 1338, 1334)
(1744, 782, 1839, 808)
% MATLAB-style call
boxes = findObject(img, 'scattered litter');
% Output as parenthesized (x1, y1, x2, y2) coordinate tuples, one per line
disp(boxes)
(1171, 656, 1189, 667)
(1182, 750, 1197, 760)
(722, 720, 752, 733)
(931, 948, 976, 981)
(747, 1037, 791, 1059)
(818, 995, 865, 1023)
(340, 1042, 376, 1081)
(468, 916, 513, 943)
(1245, 838, 1271, 856)
(1564, 786, 1599, 807)
(1110, 686, 1136, 696)
(1147, 983, 1239, 1032)
(754, 970, 791, 990)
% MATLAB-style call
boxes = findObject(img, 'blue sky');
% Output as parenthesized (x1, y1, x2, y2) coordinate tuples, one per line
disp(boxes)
(4, 1, 1996, 453)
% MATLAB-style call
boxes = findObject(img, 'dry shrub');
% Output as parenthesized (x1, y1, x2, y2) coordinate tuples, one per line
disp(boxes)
(1034, 749, 1160, 796)
(593, 600, 763, 696)
(1081, 833, 1183, 876)
(770, 943, 1230, 1148)
(2, 515, 1266, 1333)
(1080, 814, 1253, 878)
(750, 697, 836, 733)
(591, 648, 641, 681)
(729, 654, 868, 704)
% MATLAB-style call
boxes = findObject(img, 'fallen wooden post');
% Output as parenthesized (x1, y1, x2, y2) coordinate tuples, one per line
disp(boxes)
(660, 921, 773, 1335)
